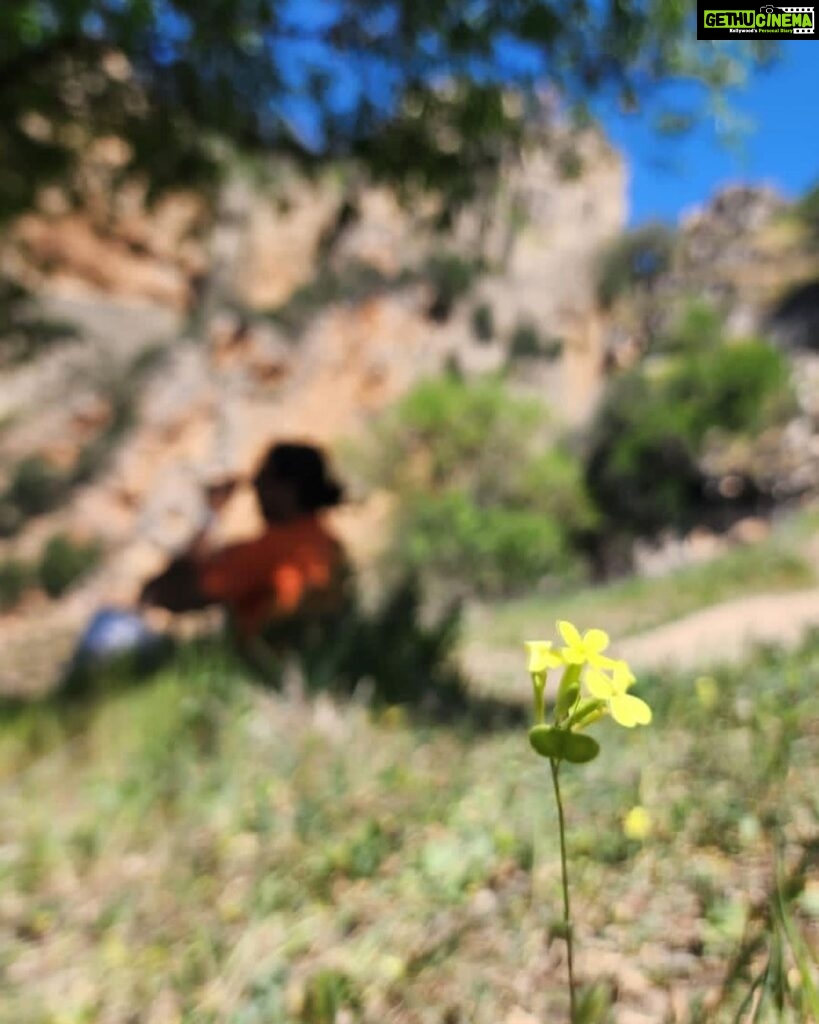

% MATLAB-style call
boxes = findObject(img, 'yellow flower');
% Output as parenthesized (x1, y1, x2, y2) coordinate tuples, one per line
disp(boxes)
(623, 805, 652, 842)
(586, 660, 652, 728)
(695, 675, 718, 711)
(524, 640, 563, 675)
(557, 620, 614, 669)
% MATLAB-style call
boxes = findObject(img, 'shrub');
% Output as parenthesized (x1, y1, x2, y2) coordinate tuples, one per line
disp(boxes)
(508, 321, 563, 362)
(597, 223, 674, 308)
(556, 146, 583, 180)
(655, 299, 723, 355)
(425, 252, 483, 321)
(37, 534, 102, 598)
(586, 338, 794, 536)
(7, 457, 68, 518)
(796, 180, 819, 239)
(364, 375, 596, 595)
(0, 559, 30, 611)
(509, 320, 542, 359)
(471, 301, 495, 342)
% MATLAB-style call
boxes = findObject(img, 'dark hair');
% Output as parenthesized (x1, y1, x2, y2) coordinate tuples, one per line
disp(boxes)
(255, 443, 344, 512)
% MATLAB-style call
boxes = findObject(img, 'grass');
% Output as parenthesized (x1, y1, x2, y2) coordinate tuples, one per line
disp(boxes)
(466, 511, 819, 653)
(0, 626, 817, 1023)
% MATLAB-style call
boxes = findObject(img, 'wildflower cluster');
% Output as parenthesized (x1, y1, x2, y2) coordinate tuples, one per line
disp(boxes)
(525, 620, 651, 765)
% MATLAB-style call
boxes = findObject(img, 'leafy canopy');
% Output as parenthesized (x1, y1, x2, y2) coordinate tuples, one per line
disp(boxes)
(0, 0, 773, 219)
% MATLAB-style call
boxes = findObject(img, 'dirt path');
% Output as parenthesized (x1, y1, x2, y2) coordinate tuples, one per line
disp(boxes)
(463, 585, 819, 695)
(618, 585, 819, 673)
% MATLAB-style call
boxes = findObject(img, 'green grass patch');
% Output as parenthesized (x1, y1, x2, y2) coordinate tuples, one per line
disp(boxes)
(0, 623, 817, 1022)
(467, 511, 818, 651)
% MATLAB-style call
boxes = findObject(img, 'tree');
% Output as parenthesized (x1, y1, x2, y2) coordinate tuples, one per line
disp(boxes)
(0, 1, 774, 221)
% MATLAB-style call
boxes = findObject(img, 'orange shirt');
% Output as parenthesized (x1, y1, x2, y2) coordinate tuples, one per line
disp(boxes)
(197, 515, 342, 636)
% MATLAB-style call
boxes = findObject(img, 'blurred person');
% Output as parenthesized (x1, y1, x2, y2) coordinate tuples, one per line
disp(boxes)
(139, 442, 348, 638)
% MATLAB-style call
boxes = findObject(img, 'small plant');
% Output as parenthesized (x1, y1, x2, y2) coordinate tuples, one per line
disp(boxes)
(509, 320, 542, 359)
(0, 558, 31, 611)
(37, 534, 102, 598)
(523, 621, 651, 1021)
(471, 301, 495, 342)
(796, 179, 819, 241)
(556, 147, 583, 181)
(425, 252, 484, 321)
(7, 456, 68, 518)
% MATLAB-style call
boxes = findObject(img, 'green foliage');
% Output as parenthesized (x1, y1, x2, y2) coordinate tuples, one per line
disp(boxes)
(1, 621, 818, 1022)
(0, 0, 774, 227)
(0, 346, 165, 536)
(0, 558, 30, 611)
(470, 301, 495, 342)
(654, 298, 724, 355)
(366, 375, 595, 595)
(597, 223, 675, 307)
(508, 320, 542, 358)
(796, 179, 819, 239)
(0, 278, 77, 365)
(301, 970, 360, 1023)
(6, 456, 68, 519)
(586, 338, 794, 536)
(424, 252, 484, 322)
(37, 533, 101, 598)
(509, 320, 564, 361)
(556, 146, 584, 181)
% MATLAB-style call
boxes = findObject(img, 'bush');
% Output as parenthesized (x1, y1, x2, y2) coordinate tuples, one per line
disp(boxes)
(364, 375, 596, 595)
(471, 302, 495, 342)
(37, 534, 102, 598)
(597, 223, 674, 308)
(586, 338, 794, 536)
(508, 321, 563, 362)
(508, 320, 542, 358)
(425, 252, 483, 322)
(7, 457, 68, 518)
(0, 559, 30, 611)
(654, 299, 723, 355)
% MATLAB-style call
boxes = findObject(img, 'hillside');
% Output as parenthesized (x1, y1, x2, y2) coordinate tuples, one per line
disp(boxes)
(1, 129, 819, 695)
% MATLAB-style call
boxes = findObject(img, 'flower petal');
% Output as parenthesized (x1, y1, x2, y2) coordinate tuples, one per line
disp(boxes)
(585, 668, 615, 700)
(623, 806, 652, 842)
(583, 628, 610, 654)
(610, 693, 652, 728)
(557, 620, 582, 649)
(611, 660, 636, 690)
(525, 641, 562, 674)
(588, 652, 617, 671)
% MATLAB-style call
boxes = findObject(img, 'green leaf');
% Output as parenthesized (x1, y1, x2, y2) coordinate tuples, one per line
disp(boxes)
(528, 724, 563, 759)
(562, 732, 600, 764)
(528, 725, 600, 764)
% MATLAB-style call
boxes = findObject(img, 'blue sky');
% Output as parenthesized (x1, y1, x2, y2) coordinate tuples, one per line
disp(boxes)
(599, 44, 819, 225)
(271, 4, 819, 229)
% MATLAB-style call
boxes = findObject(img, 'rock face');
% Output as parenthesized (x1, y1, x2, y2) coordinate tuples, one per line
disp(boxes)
(0, 127, 627, 693)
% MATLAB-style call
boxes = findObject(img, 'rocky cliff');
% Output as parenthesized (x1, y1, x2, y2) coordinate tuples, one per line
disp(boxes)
(0, 127, 627, 693)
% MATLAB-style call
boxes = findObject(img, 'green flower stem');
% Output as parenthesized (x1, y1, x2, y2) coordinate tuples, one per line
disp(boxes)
(533, 675, 546, 724)
(549, 757, 576, 1023)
